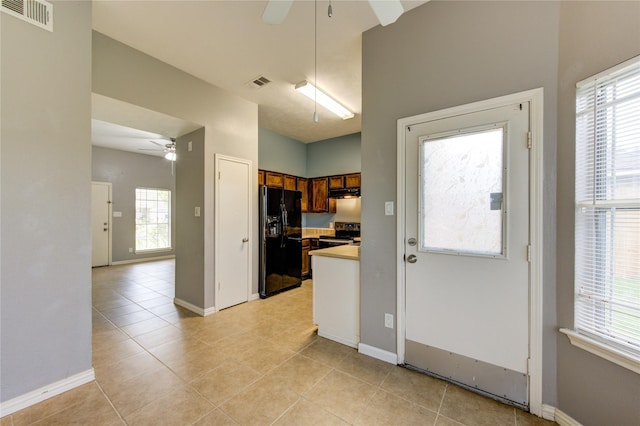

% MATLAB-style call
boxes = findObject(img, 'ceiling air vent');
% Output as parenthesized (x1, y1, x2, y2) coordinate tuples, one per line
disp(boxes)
(246, 76, 271, 89)
(1, 0, 53, 32)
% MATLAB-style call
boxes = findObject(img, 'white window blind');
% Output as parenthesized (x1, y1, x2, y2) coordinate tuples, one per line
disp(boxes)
(575, 56, 640, 358)
(135, 188, 171, 252)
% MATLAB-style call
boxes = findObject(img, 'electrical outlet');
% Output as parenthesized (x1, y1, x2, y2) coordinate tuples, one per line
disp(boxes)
(385, 313, 394, 329)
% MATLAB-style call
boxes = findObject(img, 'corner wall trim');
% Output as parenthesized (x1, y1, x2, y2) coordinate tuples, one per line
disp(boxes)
(173, 297, 216, 317)
(249, 293, 260, 301)
(542, 404, 583, 426)
(111, 254, 175, 265)
(358, 343, 398, 365)
(0, 368, 95, 416)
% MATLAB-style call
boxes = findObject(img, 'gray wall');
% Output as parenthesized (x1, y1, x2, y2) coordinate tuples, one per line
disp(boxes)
(93, 32, 258, 308)
(92, 146, 176, 263)
(1, 1, 92, 402)
(259, 128, 307, 177)
(362, 0, 559, 406)
(556, 2, 640, 424)
(306, 132, 361, 177)
(175, 128, 206, 306)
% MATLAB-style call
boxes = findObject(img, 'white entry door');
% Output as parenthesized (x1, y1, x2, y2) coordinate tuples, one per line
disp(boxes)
(91, 182, 111, 267)
(404, 102, 530, 407)
(215, 154, 252, 310)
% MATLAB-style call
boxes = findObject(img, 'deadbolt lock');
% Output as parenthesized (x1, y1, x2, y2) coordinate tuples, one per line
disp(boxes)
(408, 238, 417, 246)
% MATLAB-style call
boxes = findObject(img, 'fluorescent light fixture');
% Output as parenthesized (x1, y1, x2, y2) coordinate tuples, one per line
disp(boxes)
(368, 0, 404, 26)
(262, 0, 293, 25)
(165, 152, 176, 161)
(295, 81, 354, 120)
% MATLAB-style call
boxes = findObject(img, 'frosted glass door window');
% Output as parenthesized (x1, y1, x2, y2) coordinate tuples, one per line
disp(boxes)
(420, 127, 505, 256)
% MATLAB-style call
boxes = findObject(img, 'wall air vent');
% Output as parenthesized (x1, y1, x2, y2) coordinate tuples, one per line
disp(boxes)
(1, 0, 53, 32)
(246, 75, 271, 89)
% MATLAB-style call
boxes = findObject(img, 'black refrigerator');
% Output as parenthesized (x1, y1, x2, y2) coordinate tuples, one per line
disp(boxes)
(259, 186, 302, 298)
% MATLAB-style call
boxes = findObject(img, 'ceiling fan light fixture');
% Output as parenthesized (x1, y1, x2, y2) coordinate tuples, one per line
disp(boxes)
(295, 81, 354, 120)
(165, 152, 177, 161)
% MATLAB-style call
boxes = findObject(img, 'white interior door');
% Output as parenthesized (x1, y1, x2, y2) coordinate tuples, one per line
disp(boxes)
(91, 182, 111, 267)
(404, 102, 531, 406)
(215, 155, 252, 310)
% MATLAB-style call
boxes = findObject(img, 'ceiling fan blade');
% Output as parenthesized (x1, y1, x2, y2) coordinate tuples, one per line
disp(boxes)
(139, 148, 164, 151)
(368, 0, 404, 26)
(262, 0, 293, 25)
(148, 140, 165, 147)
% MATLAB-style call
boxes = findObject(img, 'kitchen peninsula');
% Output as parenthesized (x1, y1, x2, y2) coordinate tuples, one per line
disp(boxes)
(310, 245, 360, 348)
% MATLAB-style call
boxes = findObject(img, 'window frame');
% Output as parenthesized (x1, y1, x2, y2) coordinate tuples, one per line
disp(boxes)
(561, 55, 640, 374)
(134, 187, 172, 254)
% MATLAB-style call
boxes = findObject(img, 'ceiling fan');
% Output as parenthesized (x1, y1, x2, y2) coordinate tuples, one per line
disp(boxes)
(262, 0, 405, 27)
(140, 138, 177, 162)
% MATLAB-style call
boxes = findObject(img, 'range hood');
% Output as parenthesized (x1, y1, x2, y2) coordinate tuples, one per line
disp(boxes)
(329, 187, 361, 198)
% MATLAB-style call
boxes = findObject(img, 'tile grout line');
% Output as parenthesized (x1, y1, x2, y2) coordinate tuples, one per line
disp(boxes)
(93, 380, 127, 425)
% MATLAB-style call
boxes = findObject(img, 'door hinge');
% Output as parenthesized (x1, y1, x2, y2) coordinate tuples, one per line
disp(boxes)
(527, 244, 532, 262)
(527, 357, 532, 375)
(527, 131, 532, 149)
(218, 171, 221, 179)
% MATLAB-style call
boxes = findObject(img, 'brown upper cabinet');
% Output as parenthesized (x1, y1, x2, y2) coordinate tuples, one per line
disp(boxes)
(265, 172, 284, 188)
(310, 178, 337, 213)
(284, 175, 297, 191)
(297, 178, 309, 212)
(329, 175, 344, 189)
(345, 173, 361, 188)
(258, 170, 265, 186)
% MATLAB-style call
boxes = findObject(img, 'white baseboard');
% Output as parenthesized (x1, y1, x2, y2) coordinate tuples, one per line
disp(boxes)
(0, 369, 95, 417)
(173, 298, 216, 317)
(541, 404, 583, 426)
(358, 343, 398, 365)
(111, 254, 175, 265)
(318, 331, 358, 349)
(249, 292, 260, 301)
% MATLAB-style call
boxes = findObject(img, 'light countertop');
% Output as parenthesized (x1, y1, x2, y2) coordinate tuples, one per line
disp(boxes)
(309, 244, 360, 260)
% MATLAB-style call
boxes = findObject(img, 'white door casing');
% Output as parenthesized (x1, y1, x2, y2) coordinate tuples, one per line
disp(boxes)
(396, 89, 544, 415)
(214, 154, 252, 310)
(91, 181, 112, 267)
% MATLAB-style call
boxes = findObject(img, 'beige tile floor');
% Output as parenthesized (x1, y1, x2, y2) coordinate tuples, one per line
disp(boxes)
(1, 259, 555, 426)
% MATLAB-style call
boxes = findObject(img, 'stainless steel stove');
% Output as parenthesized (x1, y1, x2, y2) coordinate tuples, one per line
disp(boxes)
(318, 222, 360, 248)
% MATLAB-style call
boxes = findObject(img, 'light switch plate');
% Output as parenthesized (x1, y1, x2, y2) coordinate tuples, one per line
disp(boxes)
(188, 141, 193, 152)
(113, 211, 122, 218)
(194, 206, 201, 217)
(385, 201, 394, 216)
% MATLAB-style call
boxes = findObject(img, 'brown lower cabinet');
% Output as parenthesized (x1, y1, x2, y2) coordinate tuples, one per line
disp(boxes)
(302, 239, 311, 278)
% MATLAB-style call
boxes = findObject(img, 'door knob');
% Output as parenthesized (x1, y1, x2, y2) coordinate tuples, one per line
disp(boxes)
(242, 238, 249, 243)
(406, 254, 417, 263)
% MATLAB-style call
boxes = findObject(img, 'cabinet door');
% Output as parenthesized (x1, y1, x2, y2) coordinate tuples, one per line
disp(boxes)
(302, 241, 310, 277)
(284, 175, 297, 191)
(345, 173, 361, 188)
(329, 175, 344, 189)
(297, 178, 309, 212)
(265, 172, 284, 188)
(258, 170, 265, 186)
(311, 178, 329, 212)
